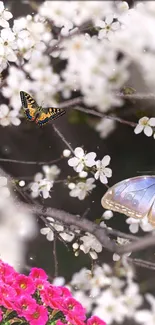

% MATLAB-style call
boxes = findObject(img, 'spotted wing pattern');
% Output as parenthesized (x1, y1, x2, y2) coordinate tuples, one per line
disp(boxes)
(20, 91, 38, 121)
(35, 107, 66, 126)
(101, 176, 155, 225)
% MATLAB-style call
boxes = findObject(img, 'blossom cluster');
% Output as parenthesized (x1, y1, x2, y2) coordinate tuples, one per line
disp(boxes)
(134, 116, 155, 139)
(67, 147, 112, 200)
(68, 261, 142, 325)
(0, 260, 106, 325)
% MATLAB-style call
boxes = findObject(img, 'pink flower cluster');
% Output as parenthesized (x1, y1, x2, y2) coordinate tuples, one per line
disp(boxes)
(0, 260, 106, 325)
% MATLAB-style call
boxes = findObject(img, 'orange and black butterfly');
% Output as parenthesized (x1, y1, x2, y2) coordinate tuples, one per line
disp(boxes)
(20, 91, 65, 126)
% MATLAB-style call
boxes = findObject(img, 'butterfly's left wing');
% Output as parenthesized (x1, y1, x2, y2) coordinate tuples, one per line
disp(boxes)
(35, 107, 66, 126)
(20, 91, 38, 121)
(101, 176, 155, 221)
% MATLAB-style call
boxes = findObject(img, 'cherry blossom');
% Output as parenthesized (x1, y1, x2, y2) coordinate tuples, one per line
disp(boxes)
(0, 1, 12, 28)
(69, 178, 96, 200)
(68, 147, 96, 173)
(30, 178, 53, 199)
(0, 104, 21, 126)
(134, 117, 155, 137)
(42, 165, 61, 181)
(97, 15, 121, 40)
(94, 155, 112, 184)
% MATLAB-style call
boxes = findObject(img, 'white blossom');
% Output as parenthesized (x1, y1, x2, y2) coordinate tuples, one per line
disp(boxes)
(102, 210, 113, 220)
(68, 147, 96, 173)
(0, 104, 21, 126)
(95, 118, 116, 139)
(80, 232, 102, 258)
(69, 178, 96, 200)
(95, 155, 112, 184)
(135, 294, 155, 325)
(40, 216, 74, 242)
(126, 215, 154, 233)
(42, 165, 61, 181)
(0, 1, 13, 28)
(134, 117, 155, 137)
(97, 15, 121, 40)
(30, 175, 53, 199)
(63, 149, 71, 157)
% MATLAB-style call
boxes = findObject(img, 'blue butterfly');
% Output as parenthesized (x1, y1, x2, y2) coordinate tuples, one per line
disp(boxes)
(101, 176, 155, 226)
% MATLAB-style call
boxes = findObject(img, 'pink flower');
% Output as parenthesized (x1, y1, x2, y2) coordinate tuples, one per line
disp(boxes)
(65, 314, 86, 325)
(0, 283, 16, 309)
(26, 304, 48, 325)
(14, 274, 35, 295)
(29, 267, 48, 281)
(14, 295, 37, 317)
(63, 297, 86, 320)
(34, 278, 49, 291)
(0, 260, 16, 281)
(40, 285, 62, 305)
(87, 316, 106, 325)
(58, 286, 72, 298)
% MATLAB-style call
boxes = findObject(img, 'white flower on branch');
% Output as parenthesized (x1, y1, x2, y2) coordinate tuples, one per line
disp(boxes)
(69, 178, 96, 200)
(94, 155, 112, 184)
(0, 1, 12, 28)
(97, 15, 121, 40)
(79, 232, 102, 259)
(68, 147, 96, 173)
(0, 104, 21, 126)
(134, 117, 155, 137)
(30, 174, 53, 199)
(126, 215, 154, 233)
(40, 216, 74, 242)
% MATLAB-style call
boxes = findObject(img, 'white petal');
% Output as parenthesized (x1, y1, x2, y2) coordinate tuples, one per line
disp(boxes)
(3, 11, 13, 20)
(94, 170, 99, 180)
(100, 174, 108, 184)
(106, 14, 113, 25)
(144, 125, 153, 137)
(0, 18, 9, 28)
(104, 168, 112, 178)
(47, 231, 54, 241)
(134, 124, 144, 134)
(12, 117, 21, 126)
(40, 228, 49, 235)
(149, 117, 155, 126)
(98, 29, 106, 39)
(129, 223, 139, 234)
(74, 147, 84, 158)
(111, 22, 120, 31)
(75, 162, 84, 173)
(68, 157, 79, 167)
(85, 152, 96, 167)
(101, 155, 111, 167)
(113, 253, 120, 261)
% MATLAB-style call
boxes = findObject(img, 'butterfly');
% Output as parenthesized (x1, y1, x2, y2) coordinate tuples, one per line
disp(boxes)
(101, 176, 155, 226)
(20, 91, 65, 126)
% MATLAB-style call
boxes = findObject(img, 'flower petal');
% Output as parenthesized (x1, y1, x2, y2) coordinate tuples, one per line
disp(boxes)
(149, 117, 155, 126)
(101, 155, 111, 167)
(134, 124, 144, 134)
(68, 157, 79, 167)
(104, 167, 112, 178)
(144, 125, 153, 137)
(74, 147, 84, 158)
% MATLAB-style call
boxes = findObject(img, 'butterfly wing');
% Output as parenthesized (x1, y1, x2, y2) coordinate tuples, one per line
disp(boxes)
(101, 176, 155, 220)
(20, 91, 38, 121)
(35, 107, 66, 126)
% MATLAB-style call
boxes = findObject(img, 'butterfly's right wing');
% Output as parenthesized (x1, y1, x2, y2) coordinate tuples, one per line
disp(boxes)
(20, 91, 38, 121)
(35, 107, 66, 126)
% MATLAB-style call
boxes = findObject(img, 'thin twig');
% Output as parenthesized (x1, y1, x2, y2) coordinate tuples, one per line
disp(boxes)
(53, 124, 74, 154)
(0, 157, 63, 165)
(127, 257, 155, 271)
(57, 97, 136, 127)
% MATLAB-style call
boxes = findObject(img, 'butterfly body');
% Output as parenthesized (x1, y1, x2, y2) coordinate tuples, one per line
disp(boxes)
(101, 176, 155, 226)
(20, 91, 65, 126)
